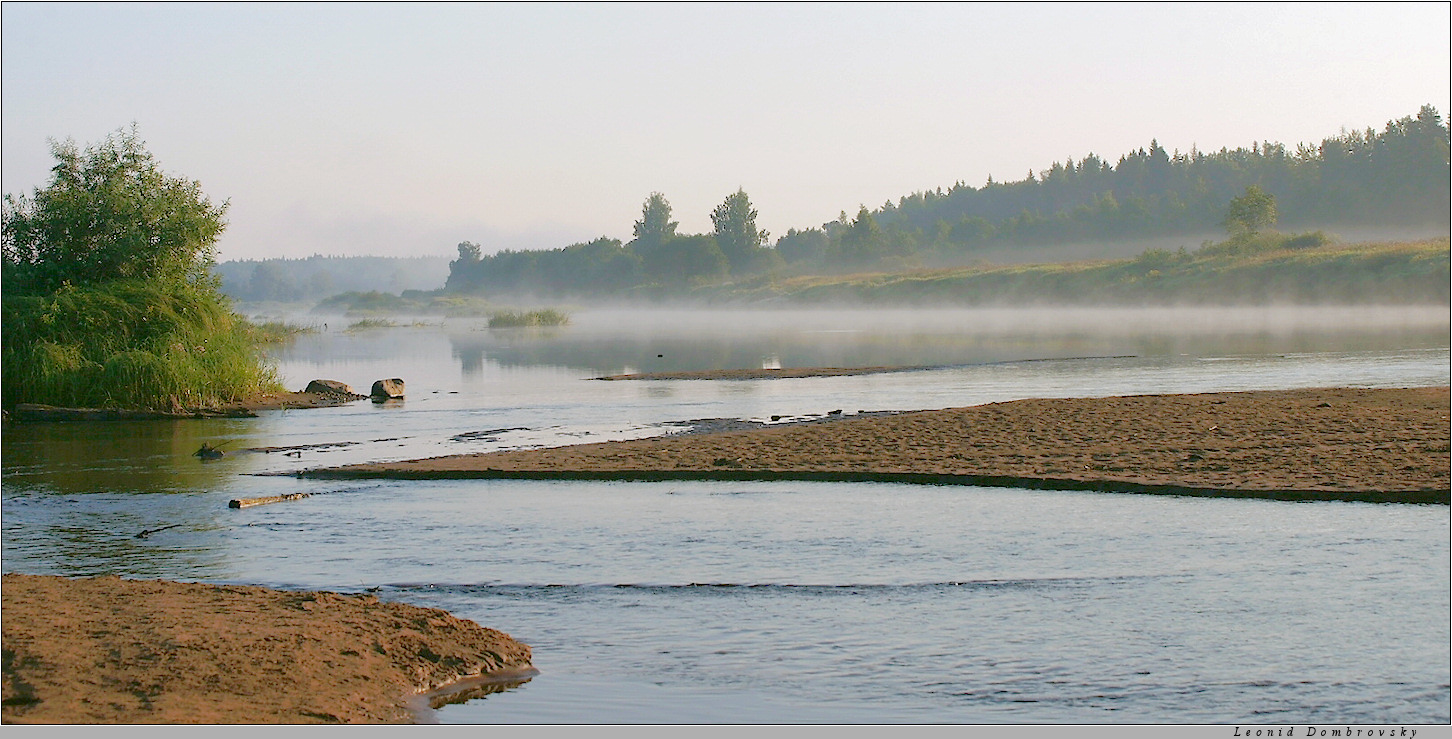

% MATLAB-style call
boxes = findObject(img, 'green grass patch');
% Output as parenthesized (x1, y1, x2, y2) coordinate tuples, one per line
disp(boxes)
(487, 309, 571, 328)
(247, 320, 318, 343)
(345, 318, 398, 331)
(2, 280, 284, 411)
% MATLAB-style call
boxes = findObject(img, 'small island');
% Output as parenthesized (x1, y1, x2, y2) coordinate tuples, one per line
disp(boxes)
(298, 386, 1451, 505)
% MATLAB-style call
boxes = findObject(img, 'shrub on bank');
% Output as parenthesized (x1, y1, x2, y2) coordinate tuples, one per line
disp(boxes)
(1, 280, 281, 411)
(3, 127, 284, 411)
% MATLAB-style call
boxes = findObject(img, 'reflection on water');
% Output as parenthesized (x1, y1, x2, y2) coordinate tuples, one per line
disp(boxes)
(2, 419, 252, 495)
(436, 306, 1451, 378)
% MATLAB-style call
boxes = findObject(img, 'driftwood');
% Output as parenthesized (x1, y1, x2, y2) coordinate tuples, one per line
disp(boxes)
(228, 493, 312, 509)
(135, 524, 184, 539)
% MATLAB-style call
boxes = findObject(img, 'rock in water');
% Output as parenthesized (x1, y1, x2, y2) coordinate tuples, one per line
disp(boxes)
(306, 379, 355, 395)
(371, 378, 405, 400)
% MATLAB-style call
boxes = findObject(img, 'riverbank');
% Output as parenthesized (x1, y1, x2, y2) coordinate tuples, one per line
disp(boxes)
(690, 237, 1450, 305)
(297, 387, 1451, 504)
(0, 574, 534, 724)
(7, 389, 367, 422)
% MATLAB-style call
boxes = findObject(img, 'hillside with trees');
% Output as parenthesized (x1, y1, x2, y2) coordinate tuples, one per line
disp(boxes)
(444, 106, 1449, 298)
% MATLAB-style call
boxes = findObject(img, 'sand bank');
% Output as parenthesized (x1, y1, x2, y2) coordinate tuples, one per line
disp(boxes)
(1, 574, 533, 724)
(298, 387, 1450, 504)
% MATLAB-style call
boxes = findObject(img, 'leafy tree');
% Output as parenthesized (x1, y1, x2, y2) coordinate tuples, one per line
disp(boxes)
(1222, 185, 1278, 237)
(457, 241, 482, 262)
(661, 234, 729, 283)
(631, 192, 679, 251)
(775, 227, 829, 265)
(836, 206, 884, 267)
(710, 188, 768, 272)
(3, 125, 228, 295)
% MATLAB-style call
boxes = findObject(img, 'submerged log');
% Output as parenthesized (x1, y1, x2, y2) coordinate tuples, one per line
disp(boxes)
(229, 492, 312, 509)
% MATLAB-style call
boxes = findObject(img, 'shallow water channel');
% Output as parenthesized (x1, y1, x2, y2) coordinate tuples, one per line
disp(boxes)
(3, 306, 1449, 723)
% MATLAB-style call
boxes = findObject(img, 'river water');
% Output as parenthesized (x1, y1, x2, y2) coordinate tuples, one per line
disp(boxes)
(2, 306, 1448, 724)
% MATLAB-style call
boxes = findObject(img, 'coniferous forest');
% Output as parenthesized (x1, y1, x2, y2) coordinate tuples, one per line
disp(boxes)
(443, 106, 1449, 298)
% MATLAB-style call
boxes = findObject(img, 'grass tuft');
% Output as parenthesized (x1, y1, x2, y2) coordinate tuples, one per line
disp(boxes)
(486, 309, 571, 328)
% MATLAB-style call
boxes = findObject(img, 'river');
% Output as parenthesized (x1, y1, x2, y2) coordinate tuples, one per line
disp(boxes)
(2, 306, 1448, 723)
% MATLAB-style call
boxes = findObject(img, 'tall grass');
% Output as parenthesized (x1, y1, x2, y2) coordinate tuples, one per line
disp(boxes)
(345, 318, 398, 331)
(247, 320, 318, 343)
(2, 280, 284, 410)
(487, 309, 571, 328)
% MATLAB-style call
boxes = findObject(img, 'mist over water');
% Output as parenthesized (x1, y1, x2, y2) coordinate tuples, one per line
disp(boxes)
(3, 305, 1447, 723)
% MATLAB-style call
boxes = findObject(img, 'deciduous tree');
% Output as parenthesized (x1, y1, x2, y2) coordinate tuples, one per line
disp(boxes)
(1222, 185, 1278, 237)
(2, 125, 228, 295)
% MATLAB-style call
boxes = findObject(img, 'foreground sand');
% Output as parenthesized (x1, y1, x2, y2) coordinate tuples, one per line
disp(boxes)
(301, 387, 1451, 504)
(1, 574, 533, 724)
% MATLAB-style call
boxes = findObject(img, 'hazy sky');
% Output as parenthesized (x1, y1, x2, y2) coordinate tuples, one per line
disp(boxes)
(3, 2, 1448, 262)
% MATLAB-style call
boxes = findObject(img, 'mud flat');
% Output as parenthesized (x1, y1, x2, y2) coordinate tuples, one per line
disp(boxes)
(298, 387, 1450, 504)
(1, 574, 534, 724)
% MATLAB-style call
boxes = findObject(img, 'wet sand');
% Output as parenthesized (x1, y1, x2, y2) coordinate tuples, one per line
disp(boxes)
(300, 387, 1451, 504)
(1, 574, 533, 724)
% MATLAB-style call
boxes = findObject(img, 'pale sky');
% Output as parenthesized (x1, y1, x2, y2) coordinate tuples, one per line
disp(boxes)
(3, 2, 1448, 261)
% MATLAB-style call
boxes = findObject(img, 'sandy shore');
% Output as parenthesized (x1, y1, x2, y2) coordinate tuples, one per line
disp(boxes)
(299, 387, 1451, 504)
(1, 574, 533, 724)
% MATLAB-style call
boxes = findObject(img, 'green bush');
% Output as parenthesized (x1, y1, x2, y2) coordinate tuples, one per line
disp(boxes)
(1281, 231, 1335, 250)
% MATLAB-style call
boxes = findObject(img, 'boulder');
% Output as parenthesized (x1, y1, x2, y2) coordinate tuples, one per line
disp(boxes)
(305, 379, 355, 395)
(371, 378, 405, 400)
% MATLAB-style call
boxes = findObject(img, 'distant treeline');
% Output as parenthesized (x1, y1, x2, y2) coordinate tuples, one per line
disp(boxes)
(216, 255, 451, 303)
(446, 106, 1449, 297)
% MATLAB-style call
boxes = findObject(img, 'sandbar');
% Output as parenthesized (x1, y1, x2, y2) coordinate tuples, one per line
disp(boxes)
(298, 387, 1451, 504)
(1, 574, 533, 724)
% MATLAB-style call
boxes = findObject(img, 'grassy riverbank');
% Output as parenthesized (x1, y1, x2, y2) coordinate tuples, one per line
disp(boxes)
(702, 236, 1449, 305)
(1, 280, 283, 412)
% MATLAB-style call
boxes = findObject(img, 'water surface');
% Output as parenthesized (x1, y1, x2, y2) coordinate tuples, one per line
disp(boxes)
(3, 306, 1448, 723)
